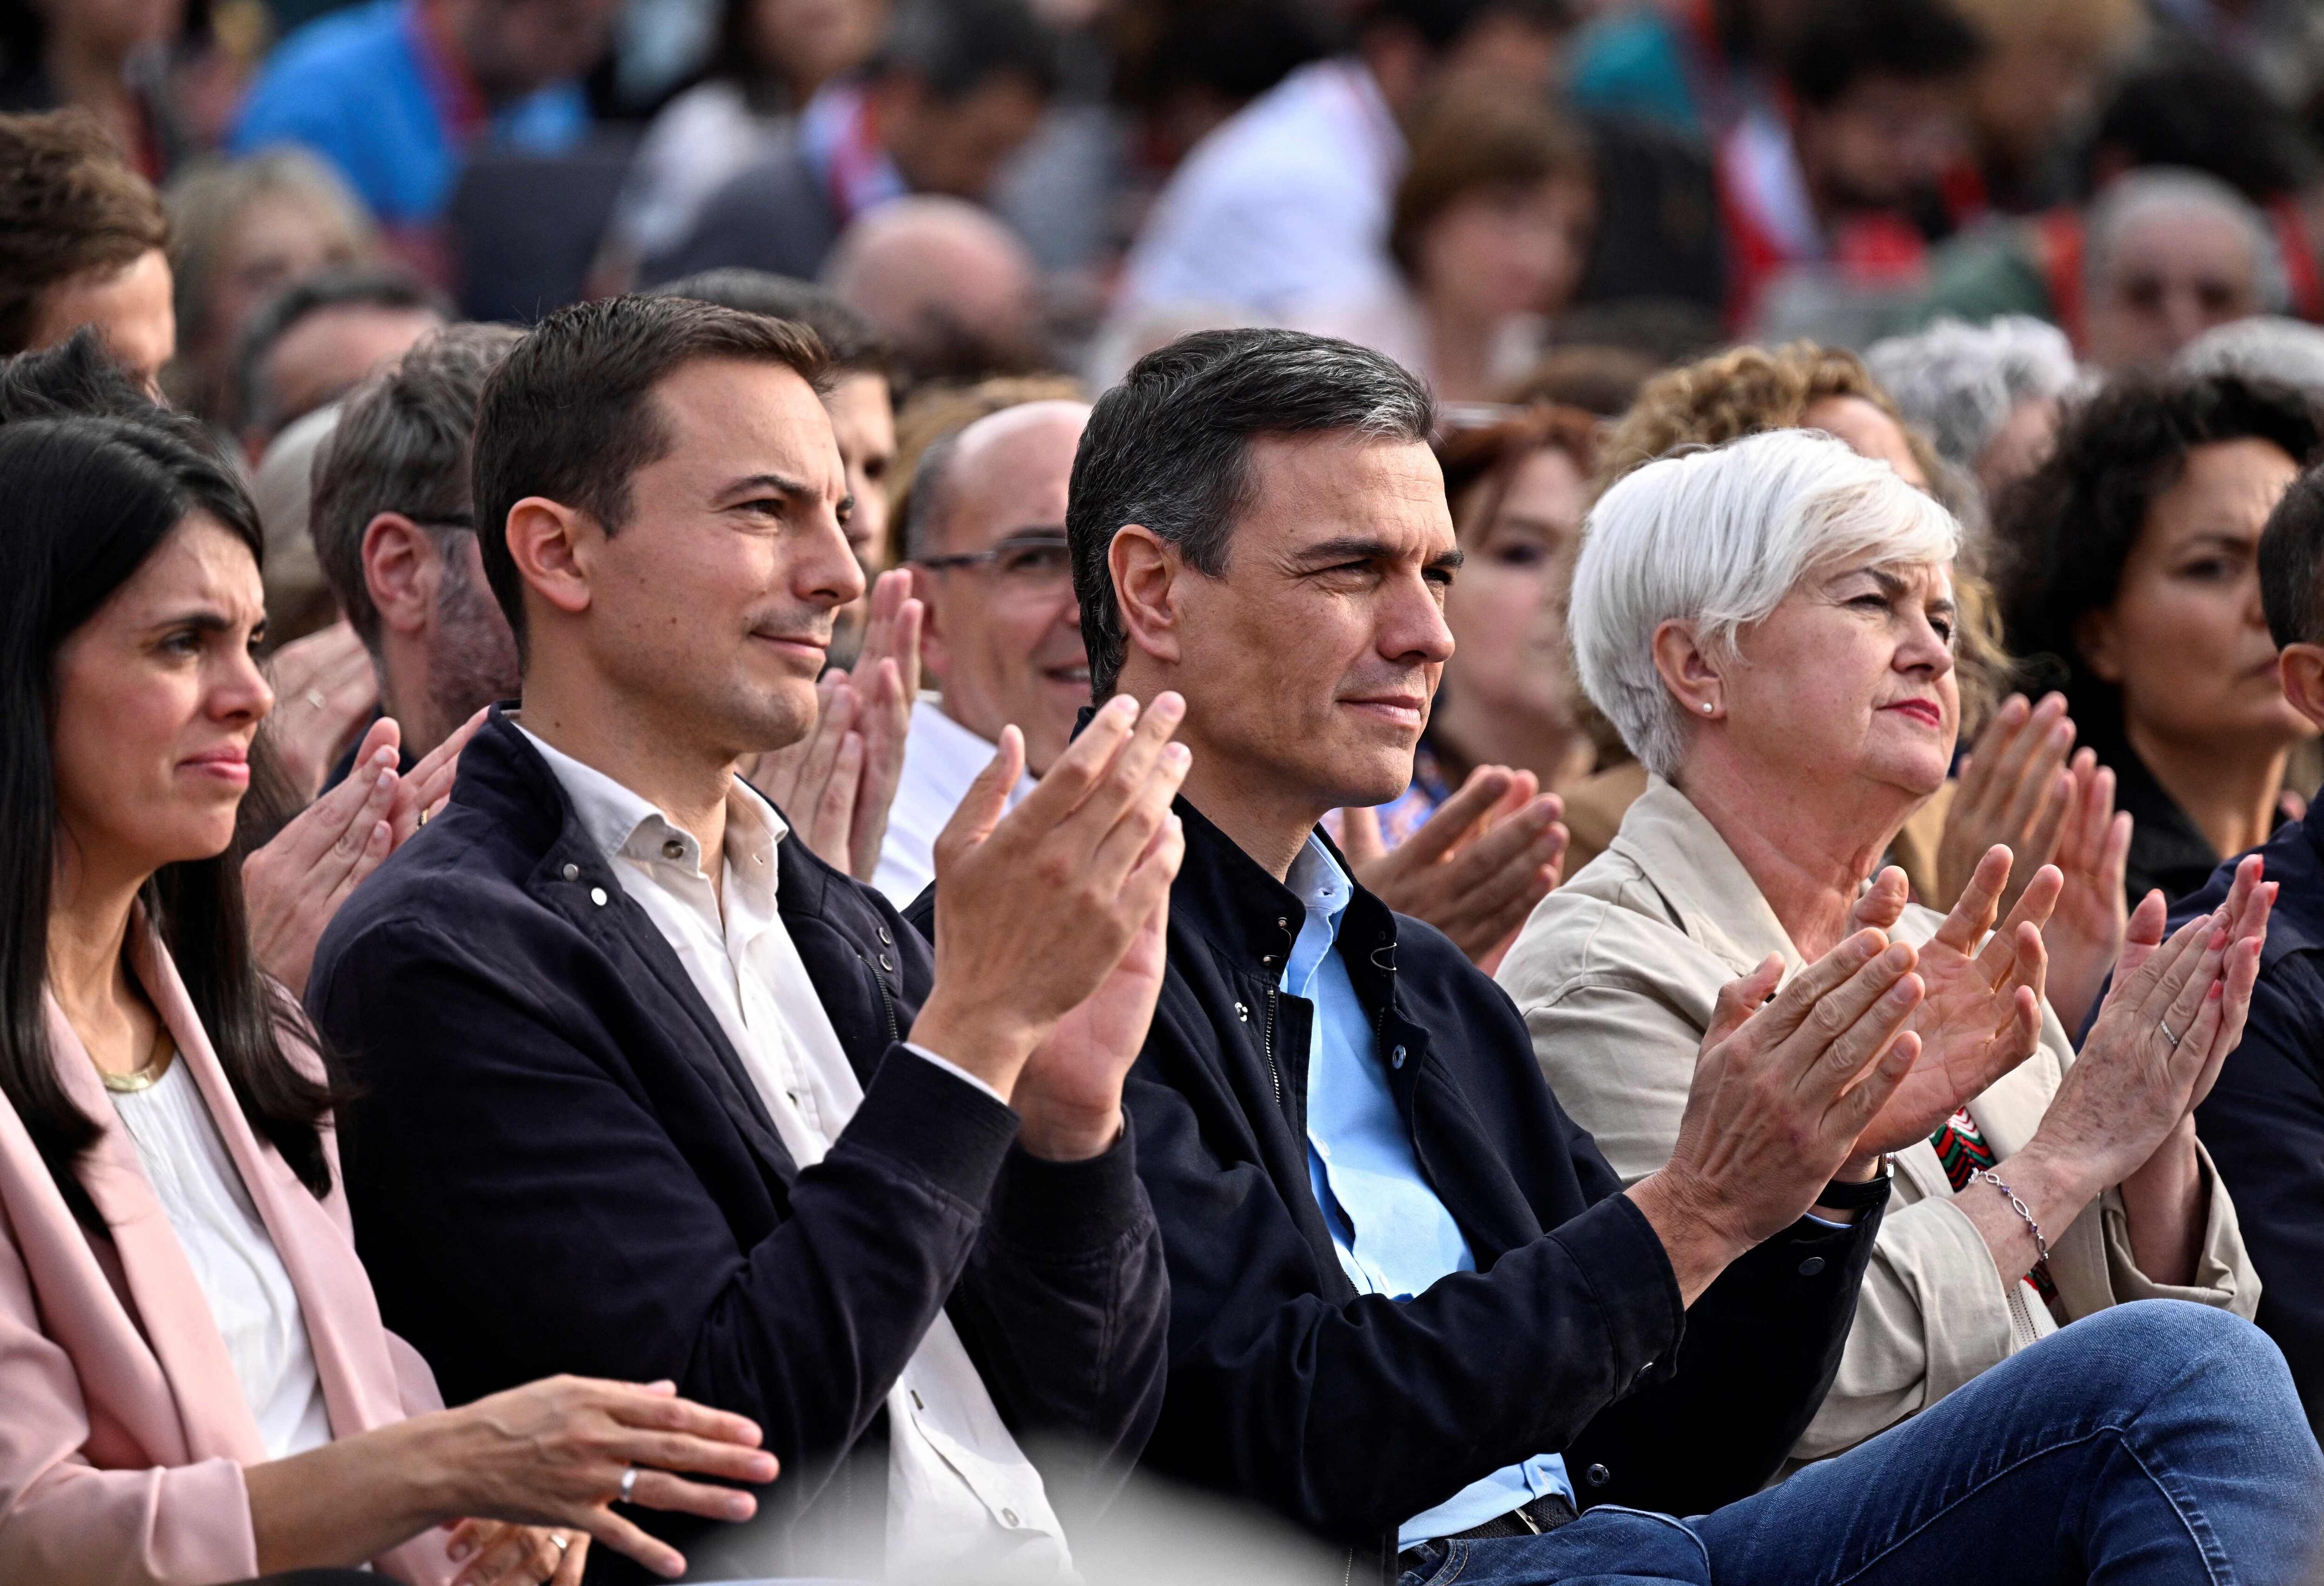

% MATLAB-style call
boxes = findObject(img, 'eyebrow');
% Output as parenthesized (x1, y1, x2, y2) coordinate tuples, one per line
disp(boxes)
(1853, 567, 1956, 616)
(717, 472, 822, 508)
(1294, 536, 1466, 572)
(145, 607, 244, 635)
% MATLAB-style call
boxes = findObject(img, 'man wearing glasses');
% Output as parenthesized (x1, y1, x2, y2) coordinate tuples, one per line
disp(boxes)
(878, 399, 1090, 904)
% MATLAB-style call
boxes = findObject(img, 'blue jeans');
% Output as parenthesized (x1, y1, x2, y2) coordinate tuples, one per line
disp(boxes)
(1398, 1303, 2323, 1586)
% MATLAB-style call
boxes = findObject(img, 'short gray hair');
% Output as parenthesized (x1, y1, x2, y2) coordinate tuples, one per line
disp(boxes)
(2177, 315, 2324, 395)
(1572, 428, 1961, 778)
(1863, 316, 2079, 473)
(310, 322, 521, 650)
(2085, 167, 2289, 314)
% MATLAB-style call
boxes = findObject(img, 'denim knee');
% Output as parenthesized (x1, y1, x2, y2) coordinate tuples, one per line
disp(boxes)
(2051, 1301, 2314, 1454)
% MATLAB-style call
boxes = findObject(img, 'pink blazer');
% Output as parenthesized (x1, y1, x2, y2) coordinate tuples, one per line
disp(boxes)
(0, 922, 457, 1586)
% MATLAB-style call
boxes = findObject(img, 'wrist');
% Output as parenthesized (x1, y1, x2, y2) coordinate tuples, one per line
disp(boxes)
(2120, 1116, 2200, 1202)
(1995, 1140, 2093, 1236)
(908, 989, 1041, 1102)
(1015, 1100, 1123, 1162)
(374, 1410, 467, 1534)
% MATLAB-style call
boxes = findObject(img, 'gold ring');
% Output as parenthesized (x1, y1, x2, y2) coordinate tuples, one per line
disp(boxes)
(417, 807, 429, 827)
(548, 1533, 570, 1552)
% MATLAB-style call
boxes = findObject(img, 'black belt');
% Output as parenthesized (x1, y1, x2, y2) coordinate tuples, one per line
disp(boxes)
(1400, 1492, 1578, 1566)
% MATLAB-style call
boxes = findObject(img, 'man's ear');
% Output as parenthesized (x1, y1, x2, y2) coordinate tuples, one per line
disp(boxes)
(909, 562, 951, 683)
(2075, 606, 2124, 684)
(1109, 524, 1183, 672)
(502, 497, 594, 622)
(361, 512, 441, 638)
(1650, 618, 1726, 720)
(2280, 643, 2324, 732)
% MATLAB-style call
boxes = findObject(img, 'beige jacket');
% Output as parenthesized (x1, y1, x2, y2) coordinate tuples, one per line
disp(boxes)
(1496, 776, 2259, 1462)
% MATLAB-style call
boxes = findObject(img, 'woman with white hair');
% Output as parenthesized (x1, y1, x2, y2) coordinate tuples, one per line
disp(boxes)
(1498, 428, 2264, 1464)
(1864, 315, 2079, 500)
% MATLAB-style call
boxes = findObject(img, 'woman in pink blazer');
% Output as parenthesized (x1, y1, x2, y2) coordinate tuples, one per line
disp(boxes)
(0, 414, 780, 1586)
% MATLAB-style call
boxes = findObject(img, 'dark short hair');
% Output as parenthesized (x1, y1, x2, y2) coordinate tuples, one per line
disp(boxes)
(1997, 371, 2324, 720)
(0, 111, 169, 355)
(1067, 329, 1434, 698)
(2260, 466, 2324, 650)
(872, 0, 1060, 102)
(472, 294, 832, 653)
(651, 268, 891, 376)
(1371, 0, 1572, 52)
(230, 265, 452, 436)
(1785, 0, 1984, 108)
(312, 323, 522, 650)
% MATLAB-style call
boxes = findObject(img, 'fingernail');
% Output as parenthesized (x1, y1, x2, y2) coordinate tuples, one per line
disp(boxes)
(449, 1538, 476, 1562)
(1163, 742, 1190, 768)
(377, 768, 396, 791)
(727, 1494, 755, 1519)
(1105, 694, 1137, 720)
(373, 745, 396, 766)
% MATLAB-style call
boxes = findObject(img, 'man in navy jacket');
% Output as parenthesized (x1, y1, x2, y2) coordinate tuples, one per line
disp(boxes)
(1041, 328, 2322, 1585)
(308, 296, 1184, 1582)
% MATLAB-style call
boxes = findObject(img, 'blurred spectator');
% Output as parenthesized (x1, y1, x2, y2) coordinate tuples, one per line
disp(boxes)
(1296, 87, 1593, 403)
(888, 368, 1084, 560)
(0, 109, 172, 389)
(1997, 371, 2324, 902)
(1945, 0, 2146, 214)
(1864, 315, 2079, 500)
(2159, 0, 2324, 116)
(878, 397, 1088, 903)
(822, 194, 1043, 389)
(162, 147, 376, 421)
(2180, 315, 2324, 395)
(1499, 341, 1665, 418)
(230, 264, 449, 456)
(310, 323, 521, 767)
(0, 0, 187, 178)
(1104, 0, 1330, 175)
(649, 0, 1057, 285)
(249, 401, 345, 645)
(1117, 0, 1566, 324)
(231, 0, 614, 233)
(1721, 0, 1985, 333)
(601, 0, 891, 283)
(654, 267, 898, 658)
(1565, 0, 1808, 141)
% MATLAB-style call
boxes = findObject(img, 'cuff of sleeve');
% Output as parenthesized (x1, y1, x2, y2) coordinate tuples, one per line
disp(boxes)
(906, 1040, 1010, 1106)
(1552, 1192, 1687, 1394)
(849, 1042, 1021, 1210)
(993, 1118, 1147, 1256)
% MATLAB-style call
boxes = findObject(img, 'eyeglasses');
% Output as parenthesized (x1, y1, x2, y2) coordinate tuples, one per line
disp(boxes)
(914, 530, 1073, 593)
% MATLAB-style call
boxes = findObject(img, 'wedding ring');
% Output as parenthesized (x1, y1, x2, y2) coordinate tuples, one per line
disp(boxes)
(2159, 1016, 2183, 1048)
(417, 807, 429, 826)
(617, 1466, 639, 1504)
(304, 688, 328, 711)
(548, 1533, 570, 1553)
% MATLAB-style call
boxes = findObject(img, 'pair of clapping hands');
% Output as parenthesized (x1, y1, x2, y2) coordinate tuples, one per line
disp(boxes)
(1631, 839, 2270, 1303)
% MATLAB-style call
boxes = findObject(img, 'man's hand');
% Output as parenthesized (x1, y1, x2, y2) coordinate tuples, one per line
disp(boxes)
(2039, 749, 2132, 1032)
(745, 675, 863, 872)
(844, 570, 923, 882)
(244, 722, 402, 994)
(1014, 886, 1174, 1160)
(261, 621, 381, 803)
(1341, 764, 1565, 971)
(1627, 930, 1925, 1304)
(1935, 692, 2074, 914)
(911, 693, 1191, 1100)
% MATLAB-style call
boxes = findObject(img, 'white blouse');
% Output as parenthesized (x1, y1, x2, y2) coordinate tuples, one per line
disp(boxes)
(109, 1060, 334, 1460)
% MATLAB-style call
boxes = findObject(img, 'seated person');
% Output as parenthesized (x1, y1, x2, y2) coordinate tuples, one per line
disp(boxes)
(878, 398, 1090, 905)
(1040, 327, 2315, 1584)
(0, 413, 779, 1586)
(2178, 462, 2324, 1439)
(1499, 427, 2262, 1469)
(305, 296, 1183, 1582)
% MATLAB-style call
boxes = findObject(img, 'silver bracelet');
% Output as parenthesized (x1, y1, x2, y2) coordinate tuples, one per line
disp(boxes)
(1970, 1168, 2050, 1267)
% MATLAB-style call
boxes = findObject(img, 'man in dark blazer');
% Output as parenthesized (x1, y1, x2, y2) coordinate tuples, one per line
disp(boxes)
(1028, 327, 2322, 1585)
(307, 295, 1184, 1583)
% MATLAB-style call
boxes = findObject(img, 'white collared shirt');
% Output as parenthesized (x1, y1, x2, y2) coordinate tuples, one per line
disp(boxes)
(517, 725, 1073, 1580)
(874, 697, 1037, 909)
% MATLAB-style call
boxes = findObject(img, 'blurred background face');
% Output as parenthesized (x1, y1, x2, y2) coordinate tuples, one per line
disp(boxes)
(2086, 211, 2264, 371)
(37, 0, 181, 59)
(49, 516, 271, 883)
(1802, 394, 1927, 489)
(203, 195, 366, 371)
(880, 73, 1049, 198)
(253, 302, 444, 448)
(460, 0, 621, 101)
(826, 370, 895, 574)
(1796, 75, 1967, 214)
(2076, 438, 2315, 757)
(1416, 175, 1594, 323)
(748, 0, 889, 101)
(32, 249, 176, 393)
(914, 401, 1086, 773)
(1978, 395, 2061, 500)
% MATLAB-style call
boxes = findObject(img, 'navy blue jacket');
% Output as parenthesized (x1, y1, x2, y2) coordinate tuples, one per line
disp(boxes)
(917, 799, 1884, 1580)
(2173, 796, 2324, 1439)
(306, 714, 1169, 1579)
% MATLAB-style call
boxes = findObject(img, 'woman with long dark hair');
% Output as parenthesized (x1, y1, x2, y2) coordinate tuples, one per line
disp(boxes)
(0, 414, 777, 1586)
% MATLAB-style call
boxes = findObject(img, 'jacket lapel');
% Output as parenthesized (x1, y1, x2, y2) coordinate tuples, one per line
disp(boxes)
(1610, 777, 1807, 978)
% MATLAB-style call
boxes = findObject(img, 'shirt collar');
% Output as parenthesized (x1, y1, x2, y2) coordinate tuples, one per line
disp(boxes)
(513, 721, 789, 888)
(1282, 832, 1354, 994)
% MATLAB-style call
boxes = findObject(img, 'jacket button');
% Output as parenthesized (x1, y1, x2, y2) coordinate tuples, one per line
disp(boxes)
(1235, 1002, 1249, 1021)
(878, 926, 893, 945)
(589, 887, 608, 907)
(1798, 1256, 1826, 1277)
(561, 863, 580, 881)
(1390, 1045, 1407, 1069)
(1585, 1463, 1610, 1487)
(878, 953, 894, 973)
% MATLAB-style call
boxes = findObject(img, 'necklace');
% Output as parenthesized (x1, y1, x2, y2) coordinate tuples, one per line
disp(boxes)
(99, 1022, 176, 1095)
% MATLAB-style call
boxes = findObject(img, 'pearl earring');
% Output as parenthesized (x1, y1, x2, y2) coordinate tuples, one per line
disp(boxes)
(1701, 701, 1715, 714)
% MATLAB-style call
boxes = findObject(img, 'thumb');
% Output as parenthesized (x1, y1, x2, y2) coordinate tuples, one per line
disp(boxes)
(1850, 866, 1911, 933)
(939, 724, 1024, 859)
(1705, 955, 1783, 1054)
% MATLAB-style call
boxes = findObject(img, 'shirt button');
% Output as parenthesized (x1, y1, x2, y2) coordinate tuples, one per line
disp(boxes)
(1390, 1045, 1407, 1069)
(661, 837, 685, 861)
(589, 887, 608, 907)
(1001, 1507, 1021, 1527)
(1585, 1463, 1611, 1487)
(561, 863, 580, 881)
(1798, 1256, 1827, 1277)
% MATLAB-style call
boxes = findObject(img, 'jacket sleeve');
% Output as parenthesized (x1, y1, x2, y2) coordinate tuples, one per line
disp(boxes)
(1125, 1016, 1683, 1544)
(311, 914, 1020, 1522)
(944, 1129, 1171, 1521)
(2196, 965, 2324, 1437)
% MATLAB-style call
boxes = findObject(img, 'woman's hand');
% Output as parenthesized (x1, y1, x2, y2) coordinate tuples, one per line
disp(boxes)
(1935, 693, 2075, 914)
(844, 570, 924, 882)
(390, 706, 489, 844)
(1344, 764, 1565, 972)
(1849, 845, 2054, 1158)
(442, 1520, 587, 1586)
(746, 672, 865, 872)
(2038, 749, 2133, 1032)
(243, 722, 402, 994)
(260, 621, 381, 803)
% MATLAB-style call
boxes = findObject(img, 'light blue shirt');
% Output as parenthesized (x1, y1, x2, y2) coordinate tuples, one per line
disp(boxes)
(1282, 836, 1573, 1549)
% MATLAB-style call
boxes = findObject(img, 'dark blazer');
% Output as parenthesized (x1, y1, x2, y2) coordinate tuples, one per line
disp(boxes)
(644, 138, 840, 286)
(2175, 795, 2324, 1439)
(915, 800, 1883, 1581)
(306, 713, 1168, 1580)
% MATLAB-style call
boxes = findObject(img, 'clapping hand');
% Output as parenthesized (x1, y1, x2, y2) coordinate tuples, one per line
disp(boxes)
(390, 706, 487, 844)
(260, 621, 381, 803)
(244, 718, 401, 995)
(1339, 764, 1565, 972)
(2037, 748, 2132, 1032)
(747, 672, 865, 871)
(442, 1519, 587, 1586)
(1935, 693, 2074, 915)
